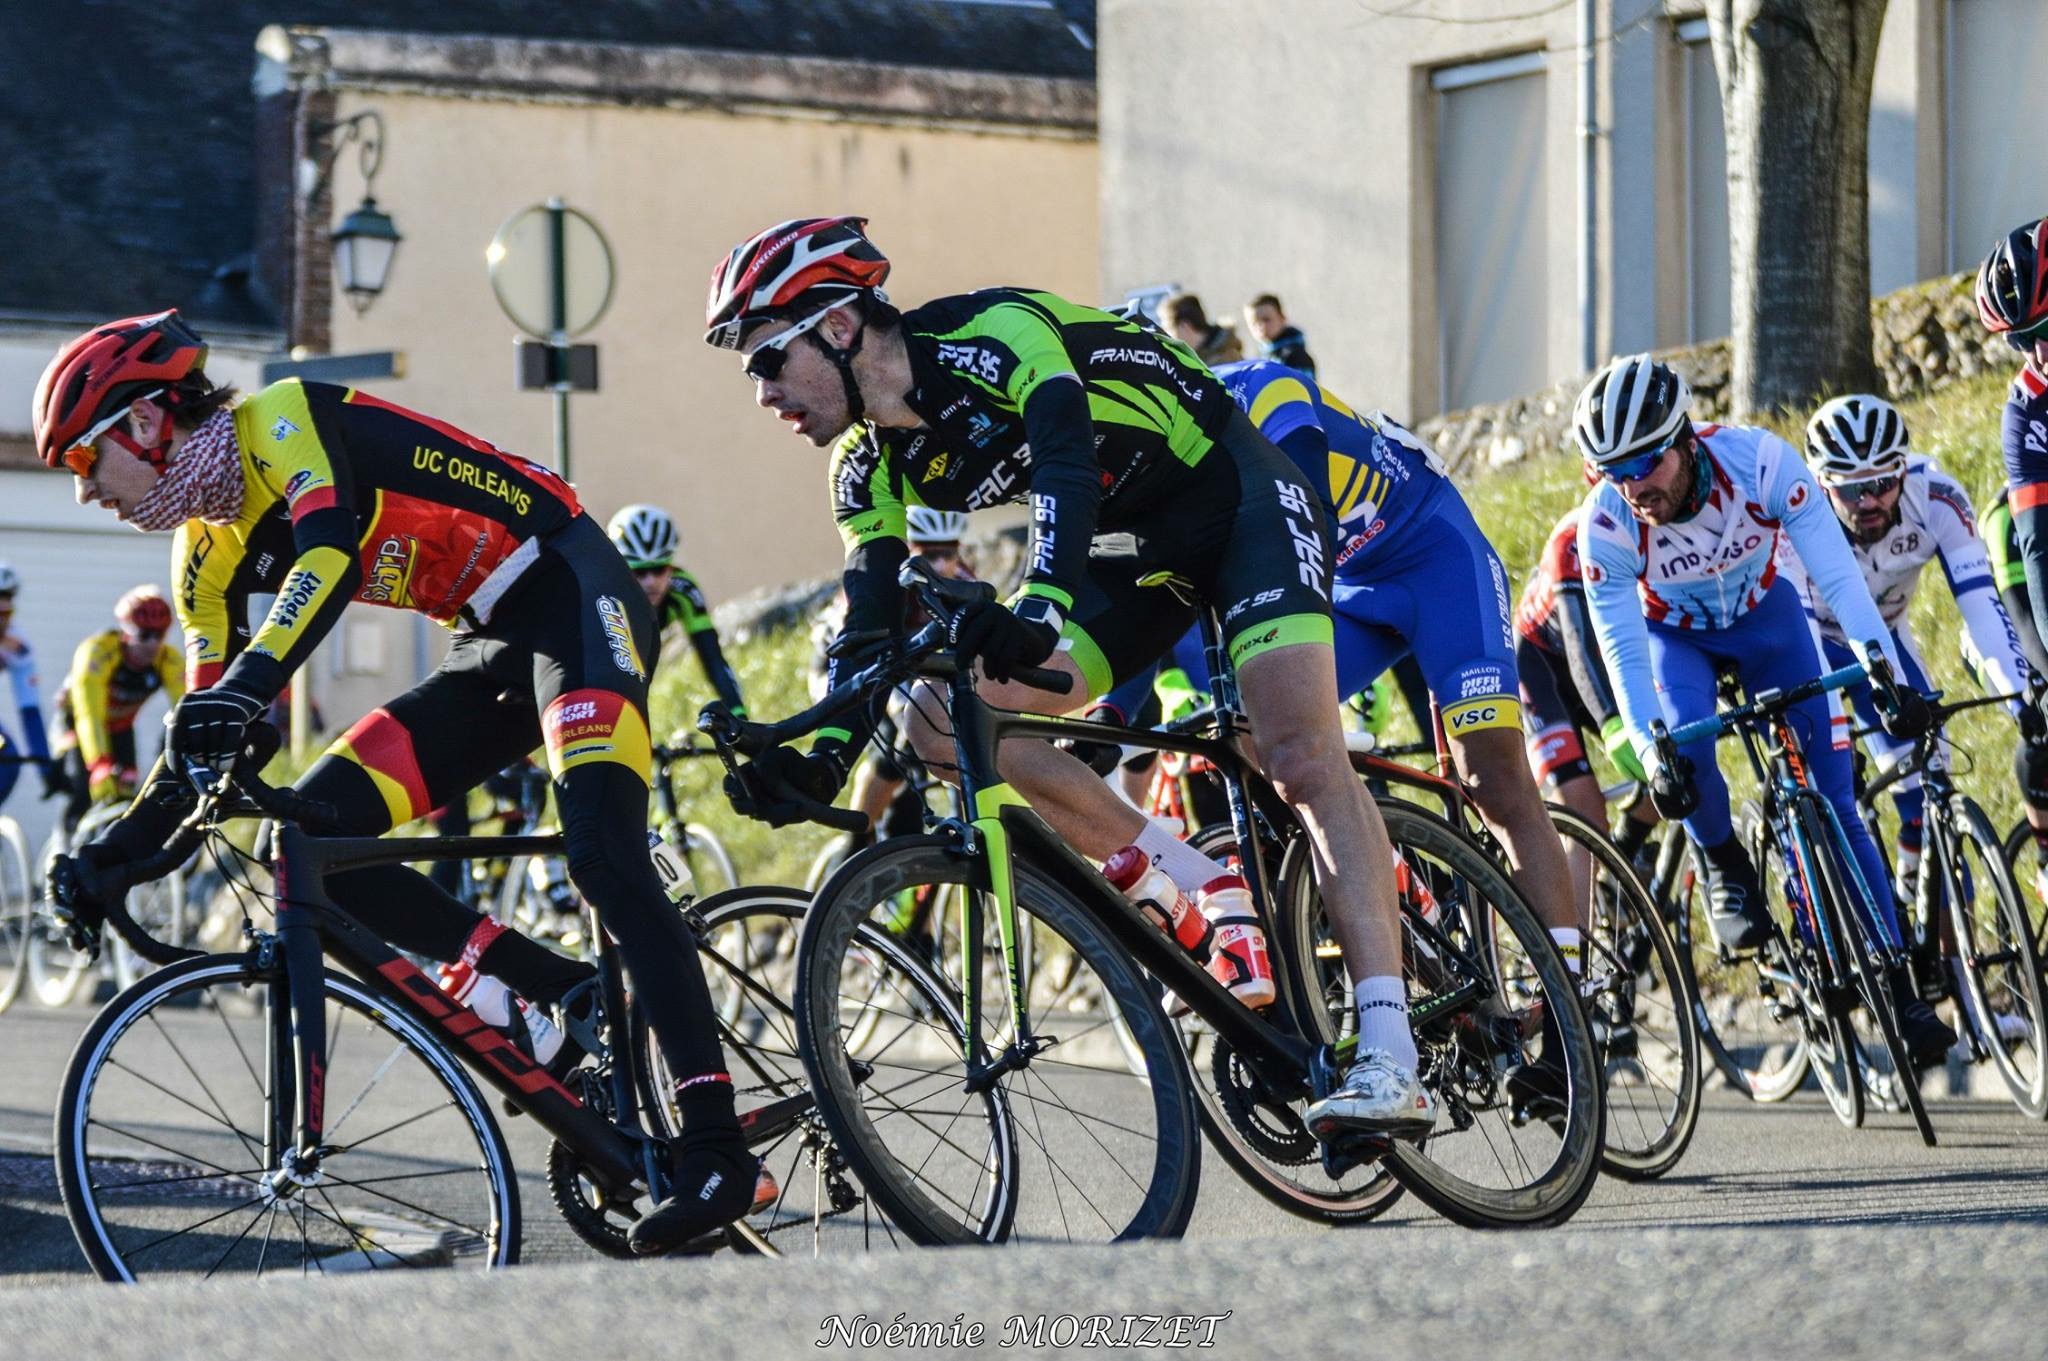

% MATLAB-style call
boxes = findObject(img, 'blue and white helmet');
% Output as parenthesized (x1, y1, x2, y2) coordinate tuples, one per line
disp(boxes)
(607, 504, 678, 569)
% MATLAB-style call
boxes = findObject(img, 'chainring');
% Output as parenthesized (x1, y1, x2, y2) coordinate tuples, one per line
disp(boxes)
(1208, 1036, 1318, 1166)
(545, 1138, 640, 1259)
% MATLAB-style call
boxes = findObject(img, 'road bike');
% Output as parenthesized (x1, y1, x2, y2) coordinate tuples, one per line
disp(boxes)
(706, 559, 1603, 1242)
(47, 755, 933, 1280)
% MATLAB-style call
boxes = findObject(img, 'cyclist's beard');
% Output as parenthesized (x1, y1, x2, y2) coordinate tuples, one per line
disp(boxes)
(1846, 503, 1899, 546)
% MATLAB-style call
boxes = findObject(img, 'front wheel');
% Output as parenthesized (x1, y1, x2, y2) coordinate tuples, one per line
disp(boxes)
(56, 953, 520, 1281)
(795, 834, 1200, 1244)
(1943, 798, 2046, 1119)
(0, 816, 32, 1013)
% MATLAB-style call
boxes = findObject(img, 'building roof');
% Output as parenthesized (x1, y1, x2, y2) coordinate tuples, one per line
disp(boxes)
(0, 1, 1095, 331)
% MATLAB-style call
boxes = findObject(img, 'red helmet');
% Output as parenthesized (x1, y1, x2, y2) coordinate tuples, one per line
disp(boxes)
(704, 217, 890, 350)
(115, 585, 173, 636)
(1976, 218, 2048, 338)
(33, 311, 208, 469)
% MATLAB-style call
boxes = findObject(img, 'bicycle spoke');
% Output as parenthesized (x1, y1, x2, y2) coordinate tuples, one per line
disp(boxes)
(141, 1014, 265, 1168)
(100, 1056, 266, 1169)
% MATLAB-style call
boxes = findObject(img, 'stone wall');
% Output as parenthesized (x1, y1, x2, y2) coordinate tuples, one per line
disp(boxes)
(1417, 270, 2017, 476)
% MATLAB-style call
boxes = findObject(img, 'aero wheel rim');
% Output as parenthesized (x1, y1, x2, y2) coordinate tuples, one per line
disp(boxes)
(66, 962, 513, 1279)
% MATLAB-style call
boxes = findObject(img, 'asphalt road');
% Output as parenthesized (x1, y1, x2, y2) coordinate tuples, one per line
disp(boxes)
(3, 996, 2045, 1358)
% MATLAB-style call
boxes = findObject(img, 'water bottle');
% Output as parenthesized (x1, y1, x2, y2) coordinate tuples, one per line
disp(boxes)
(647, 828, 694, 903)
(1103, 845, 1212, 956)
(1196, 874, 1275, 1009)
(438, 960, 566, 1068)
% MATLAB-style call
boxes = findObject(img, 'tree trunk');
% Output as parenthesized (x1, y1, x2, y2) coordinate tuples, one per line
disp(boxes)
(1709, 0, 1888, 417)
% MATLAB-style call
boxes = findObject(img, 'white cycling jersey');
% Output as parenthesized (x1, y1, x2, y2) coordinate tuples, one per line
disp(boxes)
(1781, 455, 2032, 696)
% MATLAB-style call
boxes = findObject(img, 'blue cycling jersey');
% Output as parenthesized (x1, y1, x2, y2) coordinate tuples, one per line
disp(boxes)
(1580, 421, 1897, 766)
(1212, 360, 1446, 573)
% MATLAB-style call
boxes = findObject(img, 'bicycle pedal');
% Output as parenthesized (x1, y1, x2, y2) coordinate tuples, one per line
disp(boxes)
(1319, 1131, 1392, 1181)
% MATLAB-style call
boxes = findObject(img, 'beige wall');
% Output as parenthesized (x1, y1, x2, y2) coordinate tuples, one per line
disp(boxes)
(322, 89, 1098, 607)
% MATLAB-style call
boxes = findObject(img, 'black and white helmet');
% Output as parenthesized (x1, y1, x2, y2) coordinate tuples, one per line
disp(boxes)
(905, 505, 968, 543)
(607, 504, 678, 569)
(1803, 394, 1909, 484)
(1571, 354, 1692, 468)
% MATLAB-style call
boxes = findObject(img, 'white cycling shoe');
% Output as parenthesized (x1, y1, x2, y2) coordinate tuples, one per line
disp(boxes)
(1304, 1048, 1437, 1142)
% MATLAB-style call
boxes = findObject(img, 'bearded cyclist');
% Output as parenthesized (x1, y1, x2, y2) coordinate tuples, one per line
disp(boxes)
(607, 503, 746, 718)
(1789, 396, 2042, 904)
(707, 216, 1433, 1137)
(52, 585, 182, 834)
(0, 564, 59, 812)
(1574, 355, 1955, 1066)
(35, 310, 756, 1253)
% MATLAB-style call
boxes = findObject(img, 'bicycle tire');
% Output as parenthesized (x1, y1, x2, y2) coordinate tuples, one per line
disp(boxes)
(0, 815, 31, 1013)
(1667, 811, 1811, 1102)
(1372, 800, 1605, 1228)
(1943, 797, 2047, 1119)
(2001, 816, 2048, 952)
(795, 834, 1200, 1245)
(1549, 806, 1701, 1180)
(1798, 792, 1934, 1145)
(56, 953, 520, 1281)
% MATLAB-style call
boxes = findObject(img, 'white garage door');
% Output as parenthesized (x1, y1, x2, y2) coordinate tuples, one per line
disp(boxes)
(0, 469, 183, 857)
(1435, 53, 1550, 413)
(1948, 0, 2048, 270)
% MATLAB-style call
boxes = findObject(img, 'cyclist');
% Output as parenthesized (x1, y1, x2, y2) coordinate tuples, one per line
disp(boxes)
(1979, 486, 2048, 898)
(607, 503, 746, 718)
(705, 216, 1433, 1137)
(0, 563, 58, 810)
(1514, 510, 1660, 870)
(35, 310, 756, 1253)
(1974, 217, 2048, 668)
(1574, 355, 1955, 1065)
(52, 586, 183, 834)
(1791, 395, 2040, 888)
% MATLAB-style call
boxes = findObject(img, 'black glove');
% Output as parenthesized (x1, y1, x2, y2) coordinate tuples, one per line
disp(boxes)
(1879, 687, 1931, 742)
(724, 745, 848, 828)
(47, 843, 131, 958)
(37, 759, 64, 801)
(948, 600, 1060, 685)
(1648, 753, 1698, 822)
(1058, 703, 1127, 777)
(167, 682, 269, 764)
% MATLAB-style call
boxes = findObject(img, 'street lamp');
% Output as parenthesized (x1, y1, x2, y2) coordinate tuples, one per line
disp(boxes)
(304, 109, 402, 315)
(333, 196, 401, 314)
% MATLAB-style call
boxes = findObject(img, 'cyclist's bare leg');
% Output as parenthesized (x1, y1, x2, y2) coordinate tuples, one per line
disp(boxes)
(1452, 725, 1579, 933)
(1235, 642, 1402, 978)
(848, 760, 904, 830)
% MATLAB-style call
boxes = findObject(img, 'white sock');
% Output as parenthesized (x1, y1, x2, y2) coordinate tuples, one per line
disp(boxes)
(1354, 976, 1417, 1070)
(1134, 818, 1230, 896)
(1549, 927, 1583, 977)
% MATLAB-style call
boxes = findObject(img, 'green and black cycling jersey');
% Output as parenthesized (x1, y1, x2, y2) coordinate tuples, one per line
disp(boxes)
(1983, 486, 2048, 678)
(656, 569, 746, 717)
(828, 288, 1233, 673)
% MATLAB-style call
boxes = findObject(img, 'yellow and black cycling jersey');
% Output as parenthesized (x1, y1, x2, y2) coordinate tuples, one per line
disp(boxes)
(174, 379, 580, 691)
(54, 630, 183, 774)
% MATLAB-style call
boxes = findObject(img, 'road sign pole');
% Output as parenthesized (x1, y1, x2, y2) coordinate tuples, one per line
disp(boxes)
(548, 196, 572, 480)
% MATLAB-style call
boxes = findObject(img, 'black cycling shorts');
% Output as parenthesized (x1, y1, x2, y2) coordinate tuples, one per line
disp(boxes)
(1057, 408, 1335, 699)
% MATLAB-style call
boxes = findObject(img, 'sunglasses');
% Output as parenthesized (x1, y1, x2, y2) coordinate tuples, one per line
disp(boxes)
(1832, 474, 1902, 502)
(61, 390, 168, 478)
(742, 299, 855, 383)
(631, 565, 672, 580)
(1596, 434, 1685, 484)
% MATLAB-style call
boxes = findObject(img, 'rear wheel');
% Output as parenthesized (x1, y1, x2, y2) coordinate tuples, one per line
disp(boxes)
(1946, 800, 2045, 1118)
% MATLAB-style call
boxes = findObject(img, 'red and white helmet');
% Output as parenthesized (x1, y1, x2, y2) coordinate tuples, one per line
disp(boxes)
(1976, 218, 2048, 339)
(704, 217, 890, 350)
(33, 311, 207, 469)
(115, 585, 173, 636)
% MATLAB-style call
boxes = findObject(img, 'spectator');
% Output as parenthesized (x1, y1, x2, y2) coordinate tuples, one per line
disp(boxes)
(1159, 292, 1243, 366)
(1243, 293, 1316, 375)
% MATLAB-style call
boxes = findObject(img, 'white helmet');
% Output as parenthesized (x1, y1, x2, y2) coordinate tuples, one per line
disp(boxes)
(905, 505, 968, 544)
(1804, 394, 1908, 484)
(1572, 354, 1692, 469)
(0, 562, 17, 595)
(607, 504, 678, 569)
